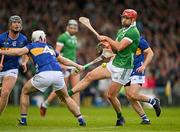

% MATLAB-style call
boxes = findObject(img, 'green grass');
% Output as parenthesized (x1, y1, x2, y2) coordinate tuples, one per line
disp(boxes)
(0, 106, 180, 132)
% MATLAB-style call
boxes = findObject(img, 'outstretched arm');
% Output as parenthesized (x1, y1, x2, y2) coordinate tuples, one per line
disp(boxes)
(56, 55, 84, 71)
(136, 47, 154, 73)
(0, 47, 29, 56)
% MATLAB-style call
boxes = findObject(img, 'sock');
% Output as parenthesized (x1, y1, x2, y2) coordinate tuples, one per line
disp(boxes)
(42, 100, 49, 108)
(140, 114, 149, 121)
(76, 114, 84, 123)
(117, 112, 122, 120)
(68, 89, 74, 96)
(148, 98, 156, 106)
(21, 114, 27, 123)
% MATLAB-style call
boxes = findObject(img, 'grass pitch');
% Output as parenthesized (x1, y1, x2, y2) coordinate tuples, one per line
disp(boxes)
(0, 106, 180, 132)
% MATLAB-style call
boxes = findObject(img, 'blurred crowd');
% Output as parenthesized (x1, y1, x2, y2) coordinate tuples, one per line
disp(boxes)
(0, 0, 179, 105)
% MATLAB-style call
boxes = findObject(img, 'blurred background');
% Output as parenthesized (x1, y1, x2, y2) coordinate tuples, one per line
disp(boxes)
(0, 0, 179, 107)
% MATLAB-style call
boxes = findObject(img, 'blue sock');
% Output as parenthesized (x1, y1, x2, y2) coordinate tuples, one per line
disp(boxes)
(77, 115, 83, 121)
(21, 114, 27, 123)
(148, 98, 156, 106)
(141, 114, 149, 121)
(77, 114, 85, 124)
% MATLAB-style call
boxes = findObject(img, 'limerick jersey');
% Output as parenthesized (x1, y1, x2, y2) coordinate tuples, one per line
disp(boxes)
(56, 31, 77, 62)
(25, 42, 62, 74)
(0, 32, 28, 71)
(112, 23, 140, 69)
(131, 36, 150, 76)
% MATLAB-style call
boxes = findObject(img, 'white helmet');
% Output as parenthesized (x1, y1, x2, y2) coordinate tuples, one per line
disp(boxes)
(68, 19, 78, 26)
(31, 30, 46, 42)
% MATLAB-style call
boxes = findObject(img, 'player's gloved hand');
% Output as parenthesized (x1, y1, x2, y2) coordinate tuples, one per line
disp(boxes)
(76, 64, 84, 72)
(136, 65, 146, 73)
(71, 65, 84, 75)
(96, 43, 104, 55)
(0, 64, 3, 71)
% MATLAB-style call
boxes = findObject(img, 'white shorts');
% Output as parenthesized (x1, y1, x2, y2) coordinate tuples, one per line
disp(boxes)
(31, 71, 65, 92)
(0, 69, 18, 83)
(107, 61, 132, 85)
(130, 75, 145, 84)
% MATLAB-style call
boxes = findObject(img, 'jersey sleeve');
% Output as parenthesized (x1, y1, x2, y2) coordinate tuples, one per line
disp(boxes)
(124, 28, 139, 43)
(24, 36, 29, 46)
(25, 43, 33, 52)
(0, 38, 3, 47)
(139, 37, 150, 51)
(57, 34, 65, 46)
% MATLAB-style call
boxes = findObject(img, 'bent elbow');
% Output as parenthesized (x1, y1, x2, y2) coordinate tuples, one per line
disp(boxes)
(151, 50, 154, 58)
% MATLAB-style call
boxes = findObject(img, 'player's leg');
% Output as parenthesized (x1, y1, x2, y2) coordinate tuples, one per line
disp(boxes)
(55, 87, 86, 126)
(107, 82, 125, 126)
(125, 84, 150, 124)
(69, 73, 80, 105)
(107, 63, 133, 126)
(126, 83, 161, 117)
(68, 65, 111, 96)
(40, 74, 70, 117)
(19, 79, 39, 126)
(0, 76, 17, 114)
(40, 91, 57, 117)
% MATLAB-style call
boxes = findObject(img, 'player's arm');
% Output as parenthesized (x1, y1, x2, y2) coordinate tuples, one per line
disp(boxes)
(56, 42, 64, 53)
(136, 47, 154, 73)
(56, 42, 68, 71)
(143, 47, 154, 67)
(98, 35, 131, 51)
(21, 55, 29, 72)
(56, 55, 83, 71)
(0, 47, 29, 56)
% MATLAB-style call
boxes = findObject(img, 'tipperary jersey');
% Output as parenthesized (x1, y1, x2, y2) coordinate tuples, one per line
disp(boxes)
(25, 42, 62, 74)
(0, 32, 28, 71)
(131, 36, 150, 76)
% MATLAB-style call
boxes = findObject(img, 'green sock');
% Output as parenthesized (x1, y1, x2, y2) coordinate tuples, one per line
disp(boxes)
(68, 89, 74, 96)
(117, 112, 122, 119)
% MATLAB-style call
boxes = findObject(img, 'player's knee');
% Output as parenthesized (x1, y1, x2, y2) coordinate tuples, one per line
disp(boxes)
(107, 92, 114, 101)
(126, 91, 136, 100)
(84, 72, 95, 82)
(1, 91, 10, 98)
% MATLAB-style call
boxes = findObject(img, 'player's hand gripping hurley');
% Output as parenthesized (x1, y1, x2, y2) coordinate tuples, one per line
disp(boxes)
(72, 48, 113, 74)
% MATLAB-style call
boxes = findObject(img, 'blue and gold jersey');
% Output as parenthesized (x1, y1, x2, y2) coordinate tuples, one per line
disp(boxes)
(0, 32, 28, 71)
(131, 36, 150, 76)
(25, 42, 62, 74)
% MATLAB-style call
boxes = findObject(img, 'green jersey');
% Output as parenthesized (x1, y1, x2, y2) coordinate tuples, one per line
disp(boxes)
(112, 23, 140, 69)
(57, 31, 77, 62)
